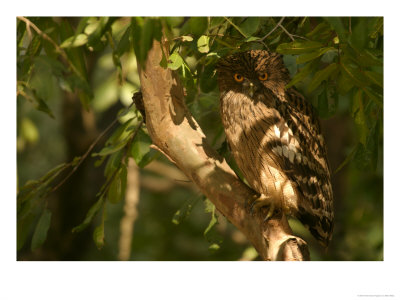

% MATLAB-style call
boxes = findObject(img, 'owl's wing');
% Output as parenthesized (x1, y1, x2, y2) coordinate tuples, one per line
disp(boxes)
(264, 88, 334, 246)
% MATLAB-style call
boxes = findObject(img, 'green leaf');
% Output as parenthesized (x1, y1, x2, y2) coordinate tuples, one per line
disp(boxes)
(352, 90, 368, 145)
(203, 199, 222, 248)
(340, 60, 367, 87)
(239, 17, 260, 37)
(104, 150, 124, 178)
(369, 17, 383, 38)
(17, 213, 36, 251)
(197, 35, 210, 53)
(31, 209, 52, 250)
(306, 22, 332, 39)
(168, 52, 183, 70)
(60, 34, 88, 48)
(296, 47, 335, 64)
(130, 128, 152, 165)
(189, 17, 208, 36)
(172, 196, 201, 225)
(26, 35, 42, 57)
(354, 121, 379, 171)
(131, 17, 162, 65)
(364, 71, 383, 88)
(164, 17, 184, 28)
(107, 165, 127, 204)
(93, 205, 106, 250)
(137, 148, 160, 168)
(337, 69, 354, 95)
(350, 17, 369, 50)
(285, 60, 318, 89)
(106, 118, 136, 146)
(86, 17, 116, 48)
(324, 17, 347, 42)
(116, 26, 131, 57)
(276, 41, 323, 54)
(200, 63, 217, 93)
(92, 139, 129, 157)
(307, 63, 338, 93)
(93, 223, 105, 250)
(317, 84, 338, 119)
(72, 197, 105, 233)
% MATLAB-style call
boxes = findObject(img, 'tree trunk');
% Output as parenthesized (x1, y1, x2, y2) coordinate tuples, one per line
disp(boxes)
(136, 38, 310, 261)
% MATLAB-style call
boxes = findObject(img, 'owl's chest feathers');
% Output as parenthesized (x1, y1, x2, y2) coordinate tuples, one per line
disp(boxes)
(220, 92, 299, 212)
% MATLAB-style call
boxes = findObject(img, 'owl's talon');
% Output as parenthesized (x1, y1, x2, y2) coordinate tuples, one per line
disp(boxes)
(249, 194, 278, 221)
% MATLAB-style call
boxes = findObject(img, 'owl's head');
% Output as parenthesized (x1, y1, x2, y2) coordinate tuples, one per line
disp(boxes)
(216, 50, 291, 98)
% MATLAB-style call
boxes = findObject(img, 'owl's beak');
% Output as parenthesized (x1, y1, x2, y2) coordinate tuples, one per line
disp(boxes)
(248, 82, 256, 97)
(245, 81, 260, 98)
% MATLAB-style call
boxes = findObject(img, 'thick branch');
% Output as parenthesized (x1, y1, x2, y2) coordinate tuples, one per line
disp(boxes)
(136, 39, 309, 260)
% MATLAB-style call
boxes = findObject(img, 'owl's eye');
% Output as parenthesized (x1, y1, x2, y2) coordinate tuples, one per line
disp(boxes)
(234, 73, 244, 82)
(258, 72, 268, 81)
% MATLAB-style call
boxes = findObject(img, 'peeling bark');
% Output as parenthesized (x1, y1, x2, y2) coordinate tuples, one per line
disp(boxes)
(136, 38, 310, 261)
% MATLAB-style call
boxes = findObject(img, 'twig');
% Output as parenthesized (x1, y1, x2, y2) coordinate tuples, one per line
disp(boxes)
(259, 17, 308, 43)
(49, 103, 136, 194)
(224, 17, 247, 38)
(260, 17, 285, 41)
(279, 22, 295, 41)
(17, 17, 86, 82)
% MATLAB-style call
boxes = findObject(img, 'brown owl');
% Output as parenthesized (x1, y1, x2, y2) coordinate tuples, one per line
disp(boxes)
(216, 50, 334, 247)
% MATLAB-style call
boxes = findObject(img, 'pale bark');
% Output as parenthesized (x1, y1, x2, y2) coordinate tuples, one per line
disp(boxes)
(136, 38, 310, 261)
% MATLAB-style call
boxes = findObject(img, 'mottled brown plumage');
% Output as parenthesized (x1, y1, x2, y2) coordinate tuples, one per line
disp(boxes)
(216, 50, 334, 246)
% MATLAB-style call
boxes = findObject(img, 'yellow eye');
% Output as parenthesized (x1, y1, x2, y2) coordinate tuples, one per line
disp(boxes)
(258, 72, 268, 81)
(234, 73, 244, 82)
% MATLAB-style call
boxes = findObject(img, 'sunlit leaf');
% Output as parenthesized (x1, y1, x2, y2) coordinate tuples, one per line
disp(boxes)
(31, 209, 52, 250)
(60, 34, 88, 48)
(181, 35, 194, 42)
(197, 35, 210, 53)
(168, 52, 183, 70)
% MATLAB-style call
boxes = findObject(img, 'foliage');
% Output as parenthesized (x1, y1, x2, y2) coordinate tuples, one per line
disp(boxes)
(17, 17, 383, 260)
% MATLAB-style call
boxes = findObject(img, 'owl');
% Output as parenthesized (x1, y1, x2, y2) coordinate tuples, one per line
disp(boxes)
(216, 50, 334, 247)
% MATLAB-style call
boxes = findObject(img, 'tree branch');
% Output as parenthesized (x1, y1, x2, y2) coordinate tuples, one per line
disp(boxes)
(136, 38, 310, 261)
